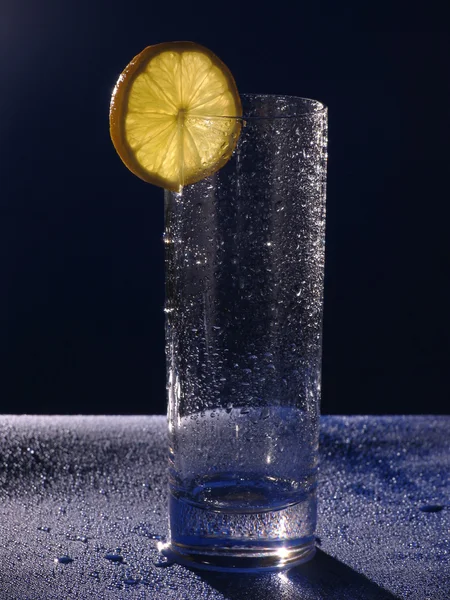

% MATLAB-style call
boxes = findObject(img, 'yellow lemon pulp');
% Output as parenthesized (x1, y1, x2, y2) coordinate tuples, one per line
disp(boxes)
(110, 42, 242, 191)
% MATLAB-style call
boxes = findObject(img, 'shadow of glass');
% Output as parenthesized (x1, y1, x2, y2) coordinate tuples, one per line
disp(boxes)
(195, 549, 400, 600)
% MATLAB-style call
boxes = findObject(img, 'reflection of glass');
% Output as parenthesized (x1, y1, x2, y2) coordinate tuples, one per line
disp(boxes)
(164, 95, 328, 572)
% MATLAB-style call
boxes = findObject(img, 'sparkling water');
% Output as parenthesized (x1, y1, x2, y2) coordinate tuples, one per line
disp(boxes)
(169, 406, 318, 506)
(168, 406, 318, 564)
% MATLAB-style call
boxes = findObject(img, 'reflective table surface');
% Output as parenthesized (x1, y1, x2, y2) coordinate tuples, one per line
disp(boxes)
(0, 415, 448, 599)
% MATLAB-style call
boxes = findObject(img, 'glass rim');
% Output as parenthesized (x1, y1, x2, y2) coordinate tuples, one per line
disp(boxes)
(238, 93, 327, 121)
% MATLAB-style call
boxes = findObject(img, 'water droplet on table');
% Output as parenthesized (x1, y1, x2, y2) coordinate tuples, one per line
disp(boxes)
(67, 534, 88, 543)
(104, 553, 124, 563)
(124, 577, 140, 585)
(54, 555, 73, 564)
(419, 504, 444, 513)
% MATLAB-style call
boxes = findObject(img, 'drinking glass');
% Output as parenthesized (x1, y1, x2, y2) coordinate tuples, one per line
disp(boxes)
(164, 94, 328, 571)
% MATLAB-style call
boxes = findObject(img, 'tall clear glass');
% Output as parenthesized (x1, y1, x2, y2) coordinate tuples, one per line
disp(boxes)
(164, 95, 328, 572)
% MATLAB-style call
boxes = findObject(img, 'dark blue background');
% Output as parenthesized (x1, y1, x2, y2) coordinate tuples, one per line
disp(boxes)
(1, 1, 449, 414)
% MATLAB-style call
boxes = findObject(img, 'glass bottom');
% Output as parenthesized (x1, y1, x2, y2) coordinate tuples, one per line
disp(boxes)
(167, 483, 317, 572)
(165, 537, 316, 572)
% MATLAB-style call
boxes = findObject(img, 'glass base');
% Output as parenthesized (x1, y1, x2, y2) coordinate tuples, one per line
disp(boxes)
(167, 487, 317, 572)
(164, 538, 316, 572)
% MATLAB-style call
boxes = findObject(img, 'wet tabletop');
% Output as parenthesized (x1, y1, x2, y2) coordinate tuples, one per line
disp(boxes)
(0, 415, 448, 600)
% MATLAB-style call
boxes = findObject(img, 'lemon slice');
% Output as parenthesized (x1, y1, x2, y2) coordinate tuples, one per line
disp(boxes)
(110, 41, 242, 192)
